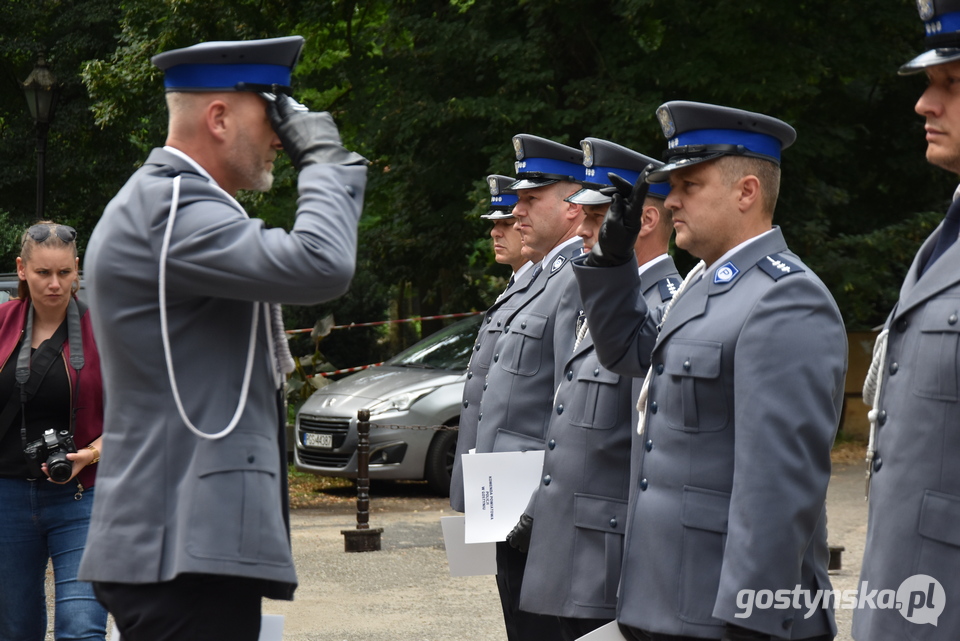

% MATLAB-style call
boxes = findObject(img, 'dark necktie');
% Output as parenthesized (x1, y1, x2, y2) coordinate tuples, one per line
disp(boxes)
(530, 264, 543, 282)
(507, 274, 515, 289)
(922, 198, 960, 275)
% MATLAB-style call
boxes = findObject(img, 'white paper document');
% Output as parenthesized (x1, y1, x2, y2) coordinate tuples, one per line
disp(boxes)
(461, 449, 545, 544)
(258, 614, 284, 640)
(440, 515, 497, 576)
(575, 620, 628, 641)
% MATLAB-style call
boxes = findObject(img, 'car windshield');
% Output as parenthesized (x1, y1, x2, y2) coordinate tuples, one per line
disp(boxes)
(386, 314, 483, 371)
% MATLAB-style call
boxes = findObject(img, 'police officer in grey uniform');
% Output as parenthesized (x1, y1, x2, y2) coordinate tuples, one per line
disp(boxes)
(574, 102, 846, 641)
(854, 4, 960, 639)
(78, 37, 366, 641)
(476, 135, 586, 641)
(450, 175, 540, 512)
(513, 139, 680, 641)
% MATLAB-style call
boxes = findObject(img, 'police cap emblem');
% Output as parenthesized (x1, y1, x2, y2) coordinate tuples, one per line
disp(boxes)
(513, 136, 525, 160)
(917, 0, 935, 21)
(656, 105, 677, 139)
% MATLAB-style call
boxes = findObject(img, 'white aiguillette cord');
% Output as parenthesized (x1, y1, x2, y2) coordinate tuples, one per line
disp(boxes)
(159, 174, 259, 440)
(862, 328, 889, 499)
(635, 260, 706, 435)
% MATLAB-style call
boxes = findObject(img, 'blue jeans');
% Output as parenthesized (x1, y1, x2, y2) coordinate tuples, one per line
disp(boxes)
(0, 478, 107, 641)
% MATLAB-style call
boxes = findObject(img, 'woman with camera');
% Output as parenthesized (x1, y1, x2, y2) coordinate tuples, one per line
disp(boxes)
(0, 222, 107, 640)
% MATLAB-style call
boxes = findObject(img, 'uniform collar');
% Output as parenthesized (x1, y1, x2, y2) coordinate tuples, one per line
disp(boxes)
(637, 253, 670, 275)
(161, 145, 247, 218)
(514, 260, 535, 282)
(701, 227, 777, 279)
(163, 145, 217, 184)
(539, 236, 583, 273)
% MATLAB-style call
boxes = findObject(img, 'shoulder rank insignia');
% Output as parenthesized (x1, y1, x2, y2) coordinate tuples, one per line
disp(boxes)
(713, 262, 740, 284)
(758, 253, 804, 281)
(658, 276, 682, 301)
(550, 254, 567, 274)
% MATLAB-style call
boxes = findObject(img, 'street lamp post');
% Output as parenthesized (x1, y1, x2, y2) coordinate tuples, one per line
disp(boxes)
(22, 55, 59, 220)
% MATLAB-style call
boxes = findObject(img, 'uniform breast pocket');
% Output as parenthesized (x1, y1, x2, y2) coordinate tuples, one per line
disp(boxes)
(500, 312, 548, 377)
(474, 323, 504, 370)
(569, 355, 623, 430)
(914, 299, 960, 402)
(661, 339, 728, 432)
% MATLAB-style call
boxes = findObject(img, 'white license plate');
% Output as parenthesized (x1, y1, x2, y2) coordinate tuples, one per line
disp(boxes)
(303, 432, 333, 448)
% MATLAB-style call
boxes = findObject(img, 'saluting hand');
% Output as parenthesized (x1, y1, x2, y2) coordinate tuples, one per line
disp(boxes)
(584, 171, 649, 268)
(265, 95, 367, 170)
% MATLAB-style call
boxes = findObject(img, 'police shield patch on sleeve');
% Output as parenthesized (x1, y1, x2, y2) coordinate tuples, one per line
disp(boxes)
(758, 254, 804, 280)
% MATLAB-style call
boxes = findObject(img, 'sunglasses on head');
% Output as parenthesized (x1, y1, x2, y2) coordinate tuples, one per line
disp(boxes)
(26, 224, 77, 244)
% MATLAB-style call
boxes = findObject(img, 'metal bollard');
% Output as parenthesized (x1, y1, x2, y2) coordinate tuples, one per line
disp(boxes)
(828, 545, 845, 572)
(341, 408, 383, 552)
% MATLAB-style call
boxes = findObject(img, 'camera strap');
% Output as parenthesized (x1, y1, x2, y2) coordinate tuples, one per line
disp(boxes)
(14, 298, 85, 452)
(0, 309, 67, 447)
(16, 301, 78, 397)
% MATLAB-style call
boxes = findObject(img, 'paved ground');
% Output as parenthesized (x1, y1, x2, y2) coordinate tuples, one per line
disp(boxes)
(46, 462, 869, 640)
(270, 461, 870, 641)
(268, 462, 870, 641)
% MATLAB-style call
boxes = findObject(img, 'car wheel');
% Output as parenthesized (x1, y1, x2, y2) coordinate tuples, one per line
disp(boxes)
(424, 427, 458, 497)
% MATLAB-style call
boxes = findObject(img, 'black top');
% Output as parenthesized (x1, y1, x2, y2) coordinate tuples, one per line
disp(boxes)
(0, 331, 72, 479)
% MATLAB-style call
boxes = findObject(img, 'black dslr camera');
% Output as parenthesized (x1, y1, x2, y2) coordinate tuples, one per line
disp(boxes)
(24, 428, 76, 483)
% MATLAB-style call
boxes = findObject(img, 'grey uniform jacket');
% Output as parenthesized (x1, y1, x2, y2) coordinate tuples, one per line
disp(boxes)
(475, 240, 584, 455)
(574, 228, 846, 639)
(78, 148, 365, 599)
(450, 265, 539, 512)
(853, 212, 960, 641)
(520, 256, 680, 619)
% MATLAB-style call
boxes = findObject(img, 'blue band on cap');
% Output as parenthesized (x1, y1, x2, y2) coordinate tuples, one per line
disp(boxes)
(515, 157, 586, 182)
(668, 128, 782, 162)
(926, 10, 960, 36)
(163, 63, 292, 89)
(492, 194, 518, 208)
(585, 165, 641, 187)
(648, 182, 671, 198)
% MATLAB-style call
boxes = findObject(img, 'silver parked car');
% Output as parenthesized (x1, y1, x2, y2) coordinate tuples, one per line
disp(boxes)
(294, 313, 482, 495)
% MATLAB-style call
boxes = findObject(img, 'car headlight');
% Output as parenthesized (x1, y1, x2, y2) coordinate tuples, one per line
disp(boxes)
(366, 388, 438, 417)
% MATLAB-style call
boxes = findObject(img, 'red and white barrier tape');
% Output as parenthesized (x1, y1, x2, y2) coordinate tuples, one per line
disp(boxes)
(286, 311, 482, 335)
(309, 362, 383, 378)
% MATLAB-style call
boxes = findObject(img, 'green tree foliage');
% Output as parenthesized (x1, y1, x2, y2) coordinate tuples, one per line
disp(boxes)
(0, 0, 128, 258)
(0, 0, 954, 372)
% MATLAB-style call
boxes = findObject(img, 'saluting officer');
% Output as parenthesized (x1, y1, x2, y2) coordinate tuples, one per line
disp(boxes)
(574, 102, 846, 641)
(477, 135, 586, 641)
(450, 175, 541, 513)
(512, 139, 680, 641)
(855, 3, 960, 639)
(79, 37, 366, 641)
(572, 138, 682, 310)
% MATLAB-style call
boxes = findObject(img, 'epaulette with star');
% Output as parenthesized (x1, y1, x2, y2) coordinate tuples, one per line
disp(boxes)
(757, 253, 804, 281)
